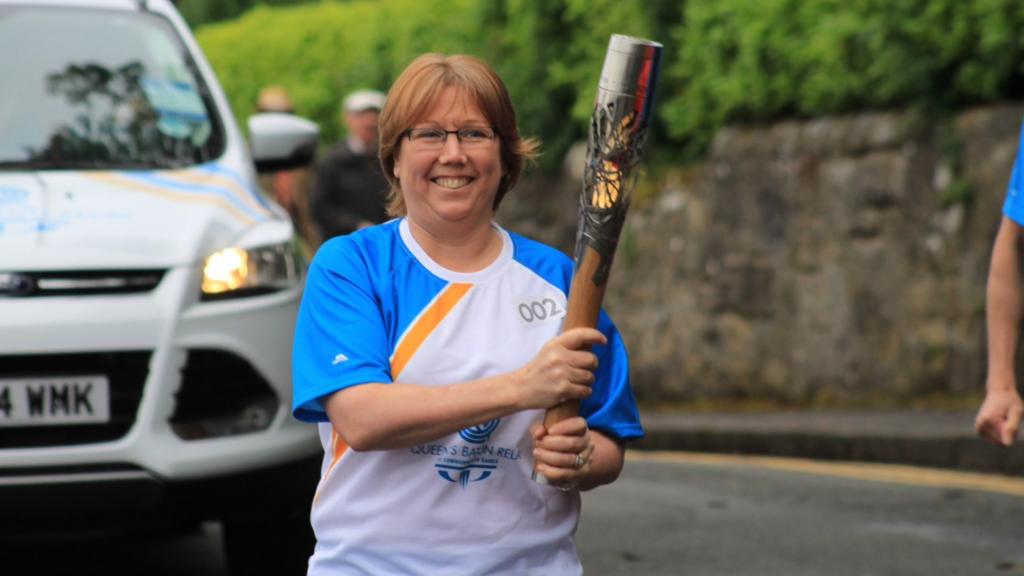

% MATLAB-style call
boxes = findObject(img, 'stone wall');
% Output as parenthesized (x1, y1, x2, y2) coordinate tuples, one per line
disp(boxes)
(502, 104, 1024, 406)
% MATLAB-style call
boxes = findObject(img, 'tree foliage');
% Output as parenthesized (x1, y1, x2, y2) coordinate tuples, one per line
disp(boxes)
(663, 0, 1024, 156)
(195, 0, 1024, 167)
(177, 0, 315, 28)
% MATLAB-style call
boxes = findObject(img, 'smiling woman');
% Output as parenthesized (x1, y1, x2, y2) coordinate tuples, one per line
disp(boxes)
(378, 53, 538, 218)
(291, 52, 644, 576)
(389, 86, 505, 265)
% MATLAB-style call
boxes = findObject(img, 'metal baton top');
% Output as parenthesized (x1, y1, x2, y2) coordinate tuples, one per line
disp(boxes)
(577, 34, 663, 286)
(598, 35, 662, 132)
(588, 35, 662, 207)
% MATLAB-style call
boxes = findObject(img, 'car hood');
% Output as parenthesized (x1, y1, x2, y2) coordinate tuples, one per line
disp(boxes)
(0, 163, 281, 270)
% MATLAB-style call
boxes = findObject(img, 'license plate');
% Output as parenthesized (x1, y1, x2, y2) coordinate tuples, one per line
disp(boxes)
(0, 375, 110, 426)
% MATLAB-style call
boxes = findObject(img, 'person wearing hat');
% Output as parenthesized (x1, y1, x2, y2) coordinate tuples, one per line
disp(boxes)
(309, 89, 390, 244)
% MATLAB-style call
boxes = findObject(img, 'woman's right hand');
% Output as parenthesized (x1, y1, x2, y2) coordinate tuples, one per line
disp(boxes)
(513, 327, 607, 410)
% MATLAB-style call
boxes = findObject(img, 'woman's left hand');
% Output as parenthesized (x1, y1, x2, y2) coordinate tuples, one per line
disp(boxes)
(530, 417, 594, 490)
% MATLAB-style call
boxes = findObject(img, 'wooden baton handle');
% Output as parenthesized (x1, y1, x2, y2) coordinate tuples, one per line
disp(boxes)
(542, 245, 608, 428)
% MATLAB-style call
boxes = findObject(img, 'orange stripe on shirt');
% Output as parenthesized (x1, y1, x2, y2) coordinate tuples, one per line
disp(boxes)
(314, 429, 349, 506)
(314, 283, 471, 507)
(390, 282, 472, 380)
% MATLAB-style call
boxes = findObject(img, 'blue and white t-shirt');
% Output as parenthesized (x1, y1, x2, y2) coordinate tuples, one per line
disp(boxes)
(1004, 121, 1024, 224)
(292, 218, 643, 576)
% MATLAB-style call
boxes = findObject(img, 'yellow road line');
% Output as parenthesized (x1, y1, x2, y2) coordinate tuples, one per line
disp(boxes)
(628, 450, 1024, 498)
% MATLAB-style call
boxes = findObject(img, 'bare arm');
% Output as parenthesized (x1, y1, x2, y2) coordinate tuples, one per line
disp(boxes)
(975, 216, 1024, 445)
(324, 328, 606, 451)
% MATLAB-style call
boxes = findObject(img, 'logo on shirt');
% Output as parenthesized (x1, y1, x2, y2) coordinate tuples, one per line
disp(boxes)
(408, 419, 522, 488)
(436, 420, 502, 486)
(435, 460, 497, 488)
(459, 419, 499, 443)
(332, 353, 349, 365)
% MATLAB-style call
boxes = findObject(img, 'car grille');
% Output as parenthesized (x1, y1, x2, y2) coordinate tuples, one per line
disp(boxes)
(0, 269, 165, 298)
(0, 352, 150, 448)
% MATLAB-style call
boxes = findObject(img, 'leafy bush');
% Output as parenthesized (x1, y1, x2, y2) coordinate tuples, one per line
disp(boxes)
(663, 0, 1024, 157)
(196, 0, 671, 168)
(178, 0, 314, 28)
(196, 0, 1024, 167)
(197, 0, 488, 144)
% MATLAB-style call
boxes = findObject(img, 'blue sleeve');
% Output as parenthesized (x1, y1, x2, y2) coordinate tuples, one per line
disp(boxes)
(292, 239, 392, 423)
(579, 309, 644, 441)
(1003, 121, 1024, 225)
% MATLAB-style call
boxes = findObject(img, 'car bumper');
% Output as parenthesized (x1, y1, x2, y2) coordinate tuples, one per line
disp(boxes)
(0, 266, 320, 480)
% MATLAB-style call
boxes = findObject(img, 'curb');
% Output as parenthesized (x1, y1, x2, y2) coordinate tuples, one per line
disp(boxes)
(633, 411, 1024, 476)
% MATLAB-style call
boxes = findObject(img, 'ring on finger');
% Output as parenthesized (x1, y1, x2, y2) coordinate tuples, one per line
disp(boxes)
(574, 453, 583, 469)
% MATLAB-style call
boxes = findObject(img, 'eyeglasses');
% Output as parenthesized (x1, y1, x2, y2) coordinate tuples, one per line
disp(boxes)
(404, 126, 498, 149)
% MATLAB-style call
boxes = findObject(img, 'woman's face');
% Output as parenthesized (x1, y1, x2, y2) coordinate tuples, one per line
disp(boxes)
(393, 87, 503, 233)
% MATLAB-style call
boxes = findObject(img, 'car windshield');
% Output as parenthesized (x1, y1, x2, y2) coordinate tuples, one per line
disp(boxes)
(0, 5, 224, 170)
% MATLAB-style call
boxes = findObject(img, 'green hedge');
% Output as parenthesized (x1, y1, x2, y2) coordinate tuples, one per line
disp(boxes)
(196, 0, 658, 168)
(177, 0, 314, 28)
(196, 0, 1024, 167)
(196, 0, 487, 145)
(664, 0, 1024, 157)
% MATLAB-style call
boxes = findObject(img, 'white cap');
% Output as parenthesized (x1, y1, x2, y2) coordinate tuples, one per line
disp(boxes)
(343, 89, 385, 113)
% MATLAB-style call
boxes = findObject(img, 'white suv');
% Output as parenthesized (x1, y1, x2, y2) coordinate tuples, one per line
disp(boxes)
(0, 1, 321, 573)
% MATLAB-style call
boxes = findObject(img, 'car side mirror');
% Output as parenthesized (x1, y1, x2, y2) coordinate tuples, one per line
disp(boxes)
(248, 113, 319, 173)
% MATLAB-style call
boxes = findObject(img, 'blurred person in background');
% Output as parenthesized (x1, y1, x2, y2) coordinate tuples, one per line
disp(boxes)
(975, 124, 1024, 447)
(256, 85, 318, 251)
(291, 53, 643, 574)
(308, 88, 390, 245)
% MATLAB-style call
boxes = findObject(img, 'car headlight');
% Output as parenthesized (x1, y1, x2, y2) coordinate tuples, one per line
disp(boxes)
(200, 242, 302, 300)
